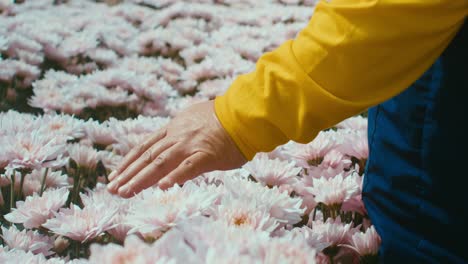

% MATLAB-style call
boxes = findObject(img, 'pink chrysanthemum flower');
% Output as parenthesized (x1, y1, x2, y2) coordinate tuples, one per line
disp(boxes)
(117, 56, 163, 77)
(126, 182, 219, 239)
(2, 131, 69, 171)
(222, 177, 304, 226)
(266, 141, 297, 161)
(1, 226, 54, 256)
(341, 175, 366, 214)
(315, 252, 331, 264)
(197, 78, 232, 99)
(283, 131, 339, 169)
(5, 187, 69, 228)
(244, 153, 301, 189)
(306, 172, 360, 207)
(305, 149, 352, 180)
(15, 168, 69, 197)
(310, 217, 356, 246)
(341, 194, 367, 215)
(337, 130, 368, 162)
(37, 114, 85, 141)
(209, 195, 279, 233)
(0, 169, 17, 187)
(111, 133, 149, 156)
(292, 183, 318, 215)
(156, 216, 270, 263)
(97, 151, 123, 172)
(66, 143, 99, 170)
(261, 236, 318, 264)
(347, 226, 381, 257)
(179, 44, 211, 66)
(193, 168, 250, 187)
(108, 115, 170, 137)
(160, 215, 320, 264)
(0, 110, 36, 137)
(0, 59, 40, 88)
(80, 184, 131, 242)
(0, 248, 48, 264)
(83, 119, 116, 147)
(166, 96, 208, 117)
(282, 226, 330, 251)
(43, 203, 117, 242)
(335, 116, 367, 131)
(89, 235, 175, 264)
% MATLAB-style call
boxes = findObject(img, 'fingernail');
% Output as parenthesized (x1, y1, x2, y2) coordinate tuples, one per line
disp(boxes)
(158, 181, 168, 189)
(118, 185, 130, 196)
(108, 171, 117, 181)
(107, 180, 118, 191)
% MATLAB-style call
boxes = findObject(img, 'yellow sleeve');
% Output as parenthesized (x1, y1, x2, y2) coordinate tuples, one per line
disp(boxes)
(214, 0, 467, 160)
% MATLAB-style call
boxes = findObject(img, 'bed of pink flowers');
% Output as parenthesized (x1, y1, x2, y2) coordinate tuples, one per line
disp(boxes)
(0, 0, 380, 263)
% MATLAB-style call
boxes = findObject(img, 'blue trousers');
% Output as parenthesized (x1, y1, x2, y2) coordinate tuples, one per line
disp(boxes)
(362, 20, 467, 263)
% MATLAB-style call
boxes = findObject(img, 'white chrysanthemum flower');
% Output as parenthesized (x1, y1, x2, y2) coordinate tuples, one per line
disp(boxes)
(244, 153, 301, 188)
(222, 177, 304, 226)
(126, 182, 219, 239)
(5, 187, 69, 229)
(1, 226, 54, 256)
(43, 203, 117, 242)
(306, 172, 360, 207)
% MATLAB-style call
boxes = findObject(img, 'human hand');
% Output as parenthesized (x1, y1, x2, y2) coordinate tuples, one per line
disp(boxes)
(106, 100, 247, 198)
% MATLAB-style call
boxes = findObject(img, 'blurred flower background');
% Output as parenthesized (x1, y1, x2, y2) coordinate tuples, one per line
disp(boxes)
(0, 0, 379, 263)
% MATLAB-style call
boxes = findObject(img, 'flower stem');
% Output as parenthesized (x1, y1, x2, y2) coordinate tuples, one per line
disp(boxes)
(18, 172, 26, 199)
(9, 174, 15, 211)
(330, 208, 336, 219)
(74, 240, 80, 258)
(39, 167, 49, 196)
(70, 166, 81, 206)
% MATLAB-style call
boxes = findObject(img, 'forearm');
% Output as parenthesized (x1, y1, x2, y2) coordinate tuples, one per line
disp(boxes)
(215, 0, 467, 160)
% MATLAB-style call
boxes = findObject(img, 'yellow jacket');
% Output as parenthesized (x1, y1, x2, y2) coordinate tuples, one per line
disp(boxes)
(214, 0, 467, 160)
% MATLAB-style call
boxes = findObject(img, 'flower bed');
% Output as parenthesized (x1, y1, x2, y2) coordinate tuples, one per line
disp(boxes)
(0, 1, 379, 263)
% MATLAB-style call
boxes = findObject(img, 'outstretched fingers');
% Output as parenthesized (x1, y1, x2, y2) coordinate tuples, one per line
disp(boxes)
(117, 144, 187, 197)
(108, 128, 167, 182)
(107, 134, 172, 194)
(157, 152, 209, 190)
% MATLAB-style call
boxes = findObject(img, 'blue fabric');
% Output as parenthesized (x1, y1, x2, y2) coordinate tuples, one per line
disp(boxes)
(362, 20, 467, 263)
